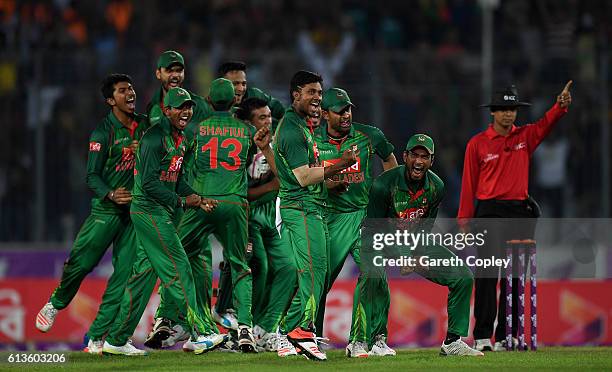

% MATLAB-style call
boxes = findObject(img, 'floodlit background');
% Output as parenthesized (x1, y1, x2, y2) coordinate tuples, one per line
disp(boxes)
(0, 0, 611, 350)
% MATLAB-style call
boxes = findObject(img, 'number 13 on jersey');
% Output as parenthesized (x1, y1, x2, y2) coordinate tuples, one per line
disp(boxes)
(201, 137, 242, 170)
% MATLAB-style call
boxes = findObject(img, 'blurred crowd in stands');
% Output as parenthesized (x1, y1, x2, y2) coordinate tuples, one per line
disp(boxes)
(1, 0, 611, 241)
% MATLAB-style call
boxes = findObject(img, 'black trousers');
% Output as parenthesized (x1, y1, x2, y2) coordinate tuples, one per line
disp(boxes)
(472, 199, 538, 341)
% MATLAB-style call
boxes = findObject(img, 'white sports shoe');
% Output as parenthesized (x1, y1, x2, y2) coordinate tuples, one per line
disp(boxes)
(162, 323, 190, 348)
(474, 338, 493, 352)
(277, 334, 298, 357)
(212, 308, 238, 330)
(85, 339, 104, 355)
(35, 303, 58, 333)
(192, 333, 228, 355)
(345, 341, 369, 358)
(440, 339, 484, 356)
(254, 325, 279, 352)
(369, 335, 396, 356)
(102, 340, 147, 356)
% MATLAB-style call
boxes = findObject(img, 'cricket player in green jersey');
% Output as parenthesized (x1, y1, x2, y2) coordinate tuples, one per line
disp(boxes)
(36, 74, 147, 355)
(234, 97, 298, 352)
(310, 88, 398, 357)
(102, 87, 226, 356)
(156, 79, 272, 353)
(361, 134, 483, 357)
(213, 61, 286, 325)
(273, 71, 359, 361)
(144, 50, 222, 347)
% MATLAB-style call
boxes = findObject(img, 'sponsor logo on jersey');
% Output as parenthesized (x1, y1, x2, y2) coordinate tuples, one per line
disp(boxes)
(514, 142, 526, 151)
(89, 142, 101, 152)
(324, 158, 364, 184)
(322, 158, 361, 173)
(483, 153, 499, 163)
(398, 207, 426, 221)
(116, 147, 136, 171)
(160, 156, 183, 182)
(168, 156, 183, 172)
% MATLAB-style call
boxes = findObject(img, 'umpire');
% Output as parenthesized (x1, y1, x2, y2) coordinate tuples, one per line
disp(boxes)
(458, 82, 572, 351)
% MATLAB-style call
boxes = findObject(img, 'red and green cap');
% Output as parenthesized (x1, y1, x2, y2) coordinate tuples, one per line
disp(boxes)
(209, 78, 235, 104)
(321, 87, 355, 113)
(163, 87, 194, 108)
(157, 50, 184, 69)
(406, 133, 434, 154)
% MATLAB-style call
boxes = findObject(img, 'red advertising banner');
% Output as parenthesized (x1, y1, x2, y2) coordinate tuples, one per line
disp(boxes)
(1, 279, 610, 346)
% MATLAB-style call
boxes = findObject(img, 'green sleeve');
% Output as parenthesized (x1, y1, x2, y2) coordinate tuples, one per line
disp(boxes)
(139, 132, 181, 208)
(85, 124, 112, 199)
(367, 177, 390, 218)
(278, 122, 309, 170)
(248, 87, 285, 120)
(180, 124, 197, 187)
(366, 125, 395, 160)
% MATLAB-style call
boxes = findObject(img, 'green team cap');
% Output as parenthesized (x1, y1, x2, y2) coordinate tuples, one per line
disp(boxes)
(164, 87, 194, 108)
(157, 50, 185, 69)
(209, 78, 235, 104)
(321, 87, 355, 113)
(406, 133, 435, 154)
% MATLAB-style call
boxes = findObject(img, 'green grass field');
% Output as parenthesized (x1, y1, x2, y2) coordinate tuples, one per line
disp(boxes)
(1, 347, 611, 371)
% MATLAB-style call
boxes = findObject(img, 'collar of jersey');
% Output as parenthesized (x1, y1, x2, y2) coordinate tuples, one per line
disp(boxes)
(485, 123, 518, 139)
(108, 110, 137, 131)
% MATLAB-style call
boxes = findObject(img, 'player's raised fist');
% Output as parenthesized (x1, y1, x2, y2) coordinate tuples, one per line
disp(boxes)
(557, 80, 572, 109)
(254, 126, 271, 149)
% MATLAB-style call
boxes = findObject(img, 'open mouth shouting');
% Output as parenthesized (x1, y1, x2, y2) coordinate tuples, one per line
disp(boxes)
(126, 96, 136, 111)
(178, 111, 191, 128)
(168, 77, 181, 89)
(410, 163, 425, 179)
(309, 99, 320, 116)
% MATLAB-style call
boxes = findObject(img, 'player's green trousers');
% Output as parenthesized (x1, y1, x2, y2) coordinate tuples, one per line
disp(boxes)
(351, 242, 474, 346)
(314, 209, 364, 338)
(280, 203, 327, 332)
(248, 200, 297, 332)
(157, 195, 253, 327)
(48, 212, 137, 340)
(105, 209, 213, 346)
